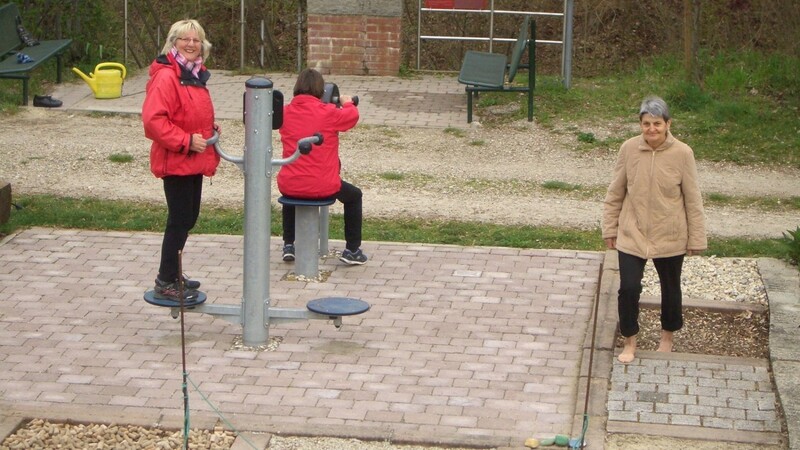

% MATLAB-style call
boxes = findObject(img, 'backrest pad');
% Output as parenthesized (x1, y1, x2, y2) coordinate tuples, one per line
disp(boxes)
(0, 3, 24, 57)
(507, 16, 531, 83)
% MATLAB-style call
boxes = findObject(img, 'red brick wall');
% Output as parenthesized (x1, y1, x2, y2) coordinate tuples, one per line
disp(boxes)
(307, 15, 401, 76)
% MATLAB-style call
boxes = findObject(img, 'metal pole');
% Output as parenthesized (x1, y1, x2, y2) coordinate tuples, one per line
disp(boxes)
(241, 77, 274, 346)
(488, 0, 494, 53)
(260, 19, 265, 68)
(417, 0, 422, 70)
(124, 0, 128, 67)
(297, 3, 302, 72)
(561, 0, 574, 89)
(240, 0, 245, 71)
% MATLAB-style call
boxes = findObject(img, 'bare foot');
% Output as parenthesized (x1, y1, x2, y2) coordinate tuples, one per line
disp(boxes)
(657, 330, 674, 353)
(618, 336, 636, 363)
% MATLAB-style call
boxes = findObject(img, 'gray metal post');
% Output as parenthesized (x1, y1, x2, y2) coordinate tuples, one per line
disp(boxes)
(241, 77, 274, 346)
(294, 207, 320, 277)
(561, 0, 574, 89)
(319, 206, 330, 255)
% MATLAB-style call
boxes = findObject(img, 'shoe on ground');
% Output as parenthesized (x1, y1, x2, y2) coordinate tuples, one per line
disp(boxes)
(182, 274, 201, 290)
(339, 248, 368, 265)
(33, 95, 62, 108)
(153, 278, 199, 302)
(282, 244, 295, 262)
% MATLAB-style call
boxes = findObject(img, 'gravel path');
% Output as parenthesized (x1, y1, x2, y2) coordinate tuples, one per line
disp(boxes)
(1, 109, 798, 239)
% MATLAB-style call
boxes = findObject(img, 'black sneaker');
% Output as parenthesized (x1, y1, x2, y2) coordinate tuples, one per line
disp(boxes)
(339, 248, 368, 265)
(282, 244, 295, 262)
(154, 278, 199, 302)
(182, 274, 201, 290)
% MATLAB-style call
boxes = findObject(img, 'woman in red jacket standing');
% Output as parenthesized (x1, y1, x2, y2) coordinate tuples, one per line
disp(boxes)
(142, 19, 221, 301)
(277, 69, 366, 265)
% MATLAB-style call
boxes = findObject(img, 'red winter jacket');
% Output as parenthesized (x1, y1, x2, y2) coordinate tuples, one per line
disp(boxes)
(142, 53, 220, 178)
(277, 94, 359, 198)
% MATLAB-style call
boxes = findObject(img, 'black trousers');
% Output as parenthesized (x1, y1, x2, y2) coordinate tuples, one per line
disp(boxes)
(282, 180, 363, 252)
(617, 251, 685, 337)
(158, 174, 203, 282)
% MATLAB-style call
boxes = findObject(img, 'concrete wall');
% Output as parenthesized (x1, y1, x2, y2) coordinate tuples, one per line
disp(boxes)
(307, 0, 402, 76)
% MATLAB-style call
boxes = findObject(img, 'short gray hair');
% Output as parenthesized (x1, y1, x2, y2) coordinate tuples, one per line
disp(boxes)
(639, 96, 671, 122)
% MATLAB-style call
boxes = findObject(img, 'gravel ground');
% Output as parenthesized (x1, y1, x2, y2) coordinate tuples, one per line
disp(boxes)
(0, 110, 786, 449)
(0, 109, 798, 238)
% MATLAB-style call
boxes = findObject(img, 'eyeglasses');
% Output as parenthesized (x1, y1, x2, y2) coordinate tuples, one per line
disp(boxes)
(177, 37, 202, 45)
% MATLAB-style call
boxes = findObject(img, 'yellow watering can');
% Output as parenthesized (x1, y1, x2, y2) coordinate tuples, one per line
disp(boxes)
(71, 62, 127, 99)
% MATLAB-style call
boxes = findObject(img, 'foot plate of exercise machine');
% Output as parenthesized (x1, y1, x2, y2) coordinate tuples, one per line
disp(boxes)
(143, 290, 207, 308)
(306, 297, 370, 316)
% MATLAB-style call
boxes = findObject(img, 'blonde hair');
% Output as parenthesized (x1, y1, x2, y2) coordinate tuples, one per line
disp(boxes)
(161, 19, 211, 60)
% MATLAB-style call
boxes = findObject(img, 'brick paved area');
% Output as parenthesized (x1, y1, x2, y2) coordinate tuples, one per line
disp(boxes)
(0, 228, 602, 448)
(52, 71, 468, 128)
(607, 352, 782, 443)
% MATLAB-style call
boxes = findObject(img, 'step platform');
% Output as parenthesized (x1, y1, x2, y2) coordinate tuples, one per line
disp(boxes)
(306, 297, 370, 317)
(143, 290, 207, 308)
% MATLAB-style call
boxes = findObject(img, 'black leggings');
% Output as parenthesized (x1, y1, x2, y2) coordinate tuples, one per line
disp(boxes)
(617, 251, 685, 337)
(282, 180, 363, 252)
(158, 174, 203, 282)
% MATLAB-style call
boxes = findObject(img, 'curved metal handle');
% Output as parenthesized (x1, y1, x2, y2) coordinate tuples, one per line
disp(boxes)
(210, 130, 244, 171)
(272, 133, 324, 166)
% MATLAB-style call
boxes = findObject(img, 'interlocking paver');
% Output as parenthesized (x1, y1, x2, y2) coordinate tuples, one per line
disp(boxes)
(0, 228, 601, 447)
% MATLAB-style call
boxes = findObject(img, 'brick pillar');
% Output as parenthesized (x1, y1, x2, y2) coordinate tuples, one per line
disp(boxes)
(307, 0, 402, 76)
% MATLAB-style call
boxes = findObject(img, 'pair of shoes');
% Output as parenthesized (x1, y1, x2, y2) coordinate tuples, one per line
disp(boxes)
(16, 25, 39, 46)
(153, 278, 199, 302)
(33, 95, 62, 108)
(182, 273, 201, 290)
(282, 244, 295, 262)
(16, 52, 34, 64)
(339, 248, 368, 265)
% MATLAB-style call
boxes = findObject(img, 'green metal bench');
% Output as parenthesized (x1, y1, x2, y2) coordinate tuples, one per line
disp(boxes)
(458, 17, 535, 123)
(0, 2, 72, 105)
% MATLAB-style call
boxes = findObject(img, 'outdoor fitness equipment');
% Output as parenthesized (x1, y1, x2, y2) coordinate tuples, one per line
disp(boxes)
(144, 76, 369, 347)
(321, 82, 358, 107)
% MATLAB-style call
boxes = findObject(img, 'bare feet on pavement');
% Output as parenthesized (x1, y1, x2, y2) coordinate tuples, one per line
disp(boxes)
(618, 336, 636, 363)
(657, 330, 674, 353)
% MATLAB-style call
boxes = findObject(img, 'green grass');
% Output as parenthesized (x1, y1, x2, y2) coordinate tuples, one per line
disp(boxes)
(1, 195, 794, 262)
(477, 50, 799, 168)
(108, 153, 134, 163)
(378, 171, 405, 181)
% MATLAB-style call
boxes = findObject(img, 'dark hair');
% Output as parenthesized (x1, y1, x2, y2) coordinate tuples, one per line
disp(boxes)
(293, 68, 325, 98)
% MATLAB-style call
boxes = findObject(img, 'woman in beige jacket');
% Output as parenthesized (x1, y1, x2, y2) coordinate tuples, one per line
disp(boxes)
(602, 96, 707, 364)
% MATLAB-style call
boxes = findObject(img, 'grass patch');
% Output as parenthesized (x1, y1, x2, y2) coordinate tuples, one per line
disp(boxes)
(443, 127, 466, 138)
(469, 140, 486, 146)
(476, 51, 799, 168)
(108, 153, 134, 163)
(378, 171, 405, 181)
(0, 194, 794, 263)
(542, 180, 582, 192)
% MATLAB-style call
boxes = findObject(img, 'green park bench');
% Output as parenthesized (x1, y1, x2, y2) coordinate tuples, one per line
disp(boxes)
(0, 2, 72, 105)
(457, 17, 535, 123)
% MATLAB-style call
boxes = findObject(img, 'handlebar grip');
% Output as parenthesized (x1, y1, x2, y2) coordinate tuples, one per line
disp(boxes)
(297, 132, 324, 155)
(352, 96, 359, 107)
(207, 130, 220, 146)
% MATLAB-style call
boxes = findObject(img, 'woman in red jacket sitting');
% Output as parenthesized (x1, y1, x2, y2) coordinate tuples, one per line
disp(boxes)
(142, 19, 221, 300)
(277, 69, 366, 265)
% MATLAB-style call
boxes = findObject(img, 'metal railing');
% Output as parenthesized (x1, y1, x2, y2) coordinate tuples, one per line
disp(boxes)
(417, 0, 574, 88)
